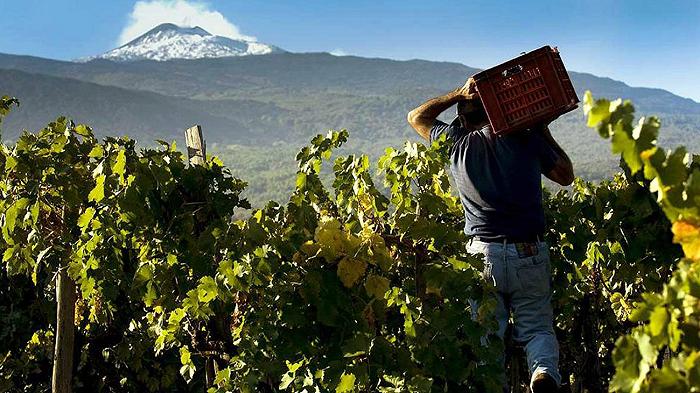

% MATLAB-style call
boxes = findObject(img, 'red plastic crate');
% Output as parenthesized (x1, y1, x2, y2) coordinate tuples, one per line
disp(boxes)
(473, 46, 579, 135)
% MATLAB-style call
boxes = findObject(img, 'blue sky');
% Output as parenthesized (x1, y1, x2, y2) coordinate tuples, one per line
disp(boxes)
(1, 0, 699, 101)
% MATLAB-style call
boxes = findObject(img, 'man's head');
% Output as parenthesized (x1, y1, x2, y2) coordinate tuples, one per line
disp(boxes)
(456, 97, 489, 131)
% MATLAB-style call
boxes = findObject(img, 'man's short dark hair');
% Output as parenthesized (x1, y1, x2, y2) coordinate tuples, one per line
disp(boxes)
(457, 97, 488, 127)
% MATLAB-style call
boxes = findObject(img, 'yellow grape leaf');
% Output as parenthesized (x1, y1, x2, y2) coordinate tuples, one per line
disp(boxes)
(335, 372, 356, 393)
(672, 219, 700, 260)
(315, 217, 347, 258)
(364, 274, 390, 299)
(337, 257, 367, 288)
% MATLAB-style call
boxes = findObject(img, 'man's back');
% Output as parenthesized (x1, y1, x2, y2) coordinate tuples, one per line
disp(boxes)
(430, 120, 558, 240)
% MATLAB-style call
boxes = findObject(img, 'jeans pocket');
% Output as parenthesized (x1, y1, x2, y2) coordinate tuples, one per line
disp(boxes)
(516, 260, 550, 296)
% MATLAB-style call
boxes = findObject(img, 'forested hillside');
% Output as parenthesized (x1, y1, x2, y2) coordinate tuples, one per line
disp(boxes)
(1, 52, 699, 205)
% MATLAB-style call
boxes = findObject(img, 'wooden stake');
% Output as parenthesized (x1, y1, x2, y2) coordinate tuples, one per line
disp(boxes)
(185, 124, 219, 388)
(52, 268, 76, 393)
(185, 125, 206, 166)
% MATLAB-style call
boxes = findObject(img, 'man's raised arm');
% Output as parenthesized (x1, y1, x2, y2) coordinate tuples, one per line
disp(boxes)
(407, 78, 476, 140)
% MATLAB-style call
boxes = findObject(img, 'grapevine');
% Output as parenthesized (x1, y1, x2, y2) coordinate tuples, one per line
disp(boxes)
(0, 91, 697, 392)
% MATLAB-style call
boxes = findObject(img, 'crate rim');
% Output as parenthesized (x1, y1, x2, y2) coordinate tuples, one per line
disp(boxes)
(472, 45, 554, 81)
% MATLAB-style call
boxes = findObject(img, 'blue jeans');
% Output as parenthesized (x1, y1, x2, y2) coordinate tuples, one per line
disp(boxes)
(467, 239, 561, 388)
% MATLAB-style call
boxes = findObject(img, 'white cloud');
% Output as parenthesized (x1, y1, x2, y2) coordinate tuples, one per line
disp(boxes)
(329, 49, 348, 56)
(118, 0, 255, 45)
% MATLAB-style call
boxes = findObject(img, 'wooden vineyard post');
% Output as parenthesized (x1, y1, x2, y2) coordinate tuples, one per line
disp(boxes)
(185, 125, 206, 166)
(185, 124, 219, 387)
(52, 268, 76, 393)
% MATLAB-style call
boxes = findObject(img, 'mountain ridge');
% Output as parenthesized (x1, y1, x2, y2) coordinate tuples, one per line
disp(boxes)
(1, 51, 697, 112)
(1, 44, 697, 106)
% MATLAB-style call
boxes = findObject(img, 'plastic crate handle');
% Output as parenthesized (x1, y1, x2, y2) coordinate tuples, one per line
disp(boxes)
(502, 65, 523, 78)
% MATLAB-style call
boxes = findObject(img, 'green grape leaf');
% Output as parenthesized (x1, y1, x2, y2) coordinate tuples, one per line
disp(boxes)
(279, 373, 295, 390)
(112, 149, 126, 177)
(647, 367, 687, 391)
(88, 175, 106, 202)
(179, 347, 191, 365)
(364, 274, 390, 299)
(88, 145, 104, 158)
(649, 306, 668, 337)
(50, 135, 68, 153)
(611, 123, 642, 174)
(583, 91, 611, 131)
(198, 276, 218, 303)
(77, 207, 96, 229)
(336, 372, 356, 393)
(74, 124, 91, 137)
(5, 198, 30, 233)
(337, 257, 367, 288)
(2, 245, 16, 262)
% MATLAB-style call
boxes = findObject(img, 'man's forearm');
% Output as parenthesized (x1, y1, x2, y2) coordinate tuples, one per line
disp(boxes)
(542, 126, 571, 164)
(414, 90, 461, 122)
(541, 125, 575, 185)
(407, 89, 463, 140)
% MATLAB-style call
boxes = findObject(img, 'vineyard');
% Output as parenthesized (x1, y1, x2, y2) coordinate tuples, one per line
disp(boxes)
(0, 91, 698, 392)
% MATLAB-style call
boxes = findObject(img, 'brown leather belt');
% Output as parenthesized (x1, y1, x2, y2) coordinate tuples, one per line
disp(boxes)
(475, 233, 543, 244)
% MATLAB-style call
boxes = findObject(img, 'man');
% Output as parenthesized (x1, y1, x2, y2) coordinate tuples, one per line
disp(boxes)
(407, 78, 574, 393)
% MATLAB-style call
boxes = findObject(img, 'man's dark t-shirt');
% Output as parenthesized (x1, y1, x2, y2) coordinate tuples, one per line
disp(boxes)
(430, 119, 559, 240)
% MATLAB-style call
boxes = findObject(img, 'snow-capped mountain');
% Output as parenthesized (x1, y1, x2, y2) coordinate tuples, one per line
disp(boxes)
(87, 23, 284, 62)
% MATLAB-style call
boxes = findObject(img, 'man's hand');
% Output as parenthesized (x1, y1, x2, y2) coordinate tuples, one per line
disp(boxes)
(407, 78, 476, 140)
(455, 77, 478, 100)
